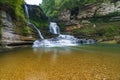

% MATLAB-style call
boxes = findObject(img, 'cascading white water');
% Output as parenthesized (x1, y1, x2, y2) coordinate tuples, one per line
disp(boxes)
(32, 34, 79, 47)
(32, 22, 95, 47)
(24, 4, 29, 22)
(49, 22, 60, 34)
(28, 23, 44, 39)
(24, 4, 44, 39)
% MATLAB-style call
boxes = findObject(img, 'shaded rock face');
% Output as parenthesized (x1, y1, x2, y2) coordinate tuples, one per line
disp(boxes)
(59, 9, 71, 22)
(77, 3, 98, 19)
(0, 11, 20, 45)
(77, 2, 120, 19)
(59, 1, 120, 25)
(25, 4, 48, 21)
(59, 9, 80, 25)
(0, 11, 33, 47)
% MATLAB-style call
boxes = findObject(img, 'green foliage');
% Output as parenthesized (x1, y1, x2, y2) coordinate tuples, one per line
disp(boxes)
(23, 26, 31, 36)
(27, 5, 48, 31)
(0, 0, 30, 36)
(90, 11, 120, 23)
(95, 25, 119, 37)
(40, 0, 59, 17)
(72, 21, 120, 40)
(90, 17, 110, 23)
(0, 14, 2, 38)
(72, 25, 97, 38)
(0, 0, 25, 22)
(40, 0, 111, 18)
(0, 26, 1, 38)
(30, 19, 49, 30)
(106, 11, 120, 16)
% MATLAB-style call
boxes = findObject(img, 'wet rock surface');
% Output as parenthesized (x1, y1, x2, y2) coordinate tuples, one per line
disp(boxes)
(0, 10, 34, 47)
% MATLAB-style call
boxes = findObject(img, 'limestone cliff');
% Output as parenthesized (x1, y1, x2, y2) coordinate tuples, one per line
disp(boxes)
(59, 1, 120, 25)
(0, 10, 34, 47)
(57, 1, 120, 43)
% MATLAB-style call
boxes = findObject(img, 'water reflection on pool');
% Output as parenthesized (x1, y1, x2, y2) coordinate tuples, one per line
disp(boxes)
(0, 44, 120, 80)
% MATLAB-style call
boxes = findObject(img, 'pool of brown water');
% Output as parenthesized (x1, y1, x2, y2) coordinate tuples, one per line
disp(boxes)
(0, 44, 120, 80)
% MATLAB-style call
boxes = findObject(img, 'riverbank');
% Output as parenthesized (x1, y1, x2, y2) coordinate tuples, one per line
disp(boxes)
(0, 42, 33, 53)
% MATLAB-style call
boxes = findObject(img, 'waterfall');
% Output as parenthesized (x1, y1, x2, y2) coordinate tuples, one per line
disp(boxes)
(24, 4, 29, 22)
(24, 4, 44, 39)
(28, 23, 44, 39)
(33, 22, 79, 47)
(32, 22, 95, 47)
(49, 22, 60, 34)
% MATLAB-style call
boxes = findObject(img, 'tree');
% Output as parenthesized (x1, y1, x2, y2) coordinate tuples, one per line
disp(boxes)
(0, 0, 25, 21)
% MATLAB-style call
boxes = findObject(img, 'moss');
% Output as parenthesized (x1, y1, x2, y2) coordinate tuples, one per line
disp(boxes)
(0, 26, 1, 39)
(106, 11, 120, 17)
(0, 15, 2, 39)
(71, 21, 120, 40)
(90, 11, 120, 23)
(30, 19, 49, 30)
(22, 26, 31, 36)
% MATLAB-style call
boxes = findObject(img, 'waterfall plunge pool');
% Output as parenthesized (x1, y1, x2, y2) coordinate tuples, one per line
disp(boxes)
(0, 44, 120, 79)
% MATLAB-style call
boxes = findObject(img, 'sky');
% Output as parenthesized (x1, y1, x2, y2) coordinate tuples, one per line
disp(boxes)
(25, 0, 42, 5)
